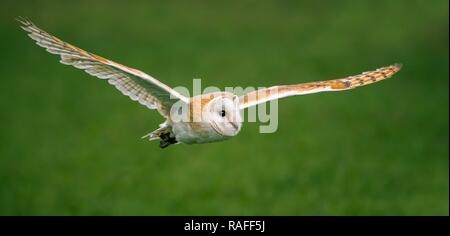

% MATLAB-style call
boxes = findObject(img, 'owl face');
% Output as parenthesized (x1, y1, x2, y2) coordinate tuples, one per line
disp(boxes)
(204, 94, 242, 137)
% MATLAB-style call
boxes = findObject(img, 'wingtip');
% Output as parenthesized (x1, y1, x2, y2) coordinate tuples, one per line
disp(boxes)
(15, 16, 35, 28)
(15, 16, 27, 25)
(393, 63, 403, 71)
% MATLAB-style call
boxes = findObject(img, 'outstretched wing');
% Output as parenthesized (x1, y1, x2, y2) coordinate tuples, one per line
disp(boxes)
(18, 17, 189, 117)
(239, 64, 401, 109)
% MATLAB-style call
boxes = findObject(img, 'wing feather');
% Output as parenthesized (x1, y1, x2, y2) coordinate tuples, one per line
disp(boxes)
(239, 64, 401, 109)
(18, 17, 188, 117)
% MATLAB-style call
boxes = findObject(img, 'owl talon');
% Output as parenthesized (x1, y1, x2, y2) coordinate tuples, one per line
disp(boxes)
(159, 132, 178, 148)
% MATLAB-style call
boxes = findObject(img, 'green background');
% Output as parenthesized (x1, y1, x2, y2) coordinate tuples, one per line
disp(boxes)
(0, 0, 448, 215)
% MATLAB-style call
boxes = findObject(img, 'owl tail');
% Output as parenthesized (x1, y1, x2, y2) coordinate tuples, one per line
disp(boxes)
(142, 122, 178, 148)
(141, 129, 163, 141)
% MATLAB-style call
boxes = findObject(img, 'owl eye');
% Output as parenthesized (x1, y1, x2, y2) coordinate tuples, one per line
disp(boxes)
(220, 110, 226, 117)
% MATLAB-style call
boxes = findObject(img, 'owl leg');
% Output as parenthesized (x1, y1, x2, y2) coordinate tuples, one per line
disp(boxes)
(159, 132, 178, 148)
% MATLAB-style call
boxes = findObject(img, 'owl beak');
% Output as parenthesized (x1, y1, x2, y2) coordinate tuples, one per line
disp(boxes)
(229, 121, 239, 131)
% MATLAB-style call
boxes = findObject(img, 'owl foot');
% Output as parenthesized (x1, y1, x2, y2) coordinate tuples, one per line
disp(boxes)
(159, 132, 178, 148)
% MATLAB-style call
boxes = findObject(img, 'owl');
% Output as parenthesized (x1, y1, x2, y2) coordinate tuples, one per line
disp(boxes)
(19, 18, 401, 148)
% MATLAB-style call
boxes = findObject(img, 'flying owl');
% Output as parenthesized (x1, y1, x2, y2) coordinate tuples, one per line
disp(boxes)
(19, 18, 402, 148)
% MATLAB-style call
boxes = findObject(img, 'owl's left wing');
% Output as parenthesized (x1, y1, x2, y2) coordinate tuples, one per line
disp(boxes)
(239, 64, 401, 109)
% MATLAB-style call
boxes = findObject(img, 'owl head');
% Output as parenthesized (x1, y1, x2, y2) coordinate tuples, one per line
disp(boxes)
(202, 92, 242, 137)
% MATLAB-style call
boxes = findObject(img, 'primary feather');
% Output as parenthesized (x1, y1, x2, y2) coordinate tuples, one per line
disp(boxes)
(239, 64, 402, 109)
(18, 17, 188, 117)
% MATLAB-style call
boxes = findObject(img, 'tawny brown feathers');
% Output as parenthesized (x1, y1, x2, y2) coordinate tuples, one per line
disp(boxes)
(239, 64, 401, 109)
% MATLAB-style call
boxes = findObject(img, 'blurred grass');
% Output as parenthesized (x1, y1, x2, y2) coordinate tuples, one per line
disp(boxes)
(0, 0, 448, 215)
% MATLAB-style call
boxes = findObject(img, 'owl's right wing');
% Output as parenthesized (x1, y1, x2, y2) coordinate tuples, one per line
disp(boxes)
(239, 64, 401, 109)
(18, 17, 189, 118)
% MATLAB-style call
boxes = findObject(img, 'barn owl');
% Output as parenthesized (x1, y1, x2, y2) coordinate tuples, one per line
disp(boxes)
(19, 18, 402, 148)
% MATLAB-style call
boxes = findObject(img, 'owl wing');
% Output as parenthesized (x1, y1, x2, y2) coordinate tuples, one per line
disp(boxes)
(239, 64, 401, 109)
(18, 17, 189, 118)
